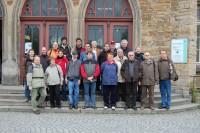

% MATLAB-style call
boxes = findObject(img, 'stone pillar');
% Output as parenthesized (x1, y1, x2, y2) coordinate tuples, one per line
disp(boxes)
(171, 0, 197, 97)
(2, 0, 18, 85)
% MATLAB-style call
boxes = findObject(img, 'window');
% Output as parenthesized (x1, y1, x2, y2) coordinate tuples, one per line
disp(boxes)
(21, 0, 67, 16)
(86, 0, 132, 18)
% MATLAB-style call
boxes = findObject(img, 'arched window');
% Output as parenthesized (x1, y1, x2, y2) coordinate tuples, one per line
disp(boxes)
(21, 0, 67, 17)
(86, 0, 132, 18)
(85, 0, 133, 48)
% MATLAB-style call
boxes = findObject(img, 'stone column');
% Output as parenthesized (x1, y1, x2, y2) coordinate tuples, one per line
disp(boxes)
(2, 0, 18, 85)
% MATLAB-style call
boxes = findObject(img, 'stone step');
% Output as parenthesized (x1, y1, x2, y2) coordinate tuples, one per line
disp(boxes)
(0, 103, 198, 114)
(0, 93, 182, 101)
(0, 98, 191, 108)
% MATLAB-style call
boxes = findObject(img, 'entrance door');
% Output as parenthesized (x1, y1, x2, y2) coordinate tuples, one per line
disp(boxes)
(20, 22, 67, 82)
(0, 20, 2, 84)
(86, 22, 132, 48)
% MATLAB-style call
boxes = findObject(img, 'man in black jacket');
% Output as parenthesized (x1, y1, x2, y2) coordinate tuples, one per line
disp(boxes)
(121, 51, 141, 110)
(135, 47, 144, 102)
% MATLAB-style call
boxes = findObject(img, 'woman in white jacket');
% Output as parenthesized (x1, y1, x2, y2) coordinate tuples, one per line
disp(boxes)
(114, 48, 127, 102)
(45, 57, 63, 108)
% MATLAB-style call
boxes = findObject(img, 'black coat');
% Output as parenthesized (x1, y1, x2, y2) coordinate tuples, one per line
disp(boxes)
(40, 54, 49, 72)
(121, 59, 141, 82)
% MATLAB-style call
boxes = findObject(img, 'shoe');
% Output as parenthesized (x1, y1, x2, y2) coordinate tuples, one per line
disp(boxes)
(33, 110, 40, 114)
(57, 105, 61, 109)
(69, 105, 73, 109)
(37, 105, 45, 109)
(111, 106, 116, 110)
(74, 105, 78, 109)
(166, 106, 170, 110)
(82, 106, 89, 109)
(104, 106, 108, 109)
(25, 99, 30, 102)
(140, 106, 144, 110)
(92, 106, 97, 109)
(124, 106, 129, 110)
(159, 105, 166, 109)
(133, 107, 137, 111)
(50, 105, 55, 108)
(149, 106, 155, 110)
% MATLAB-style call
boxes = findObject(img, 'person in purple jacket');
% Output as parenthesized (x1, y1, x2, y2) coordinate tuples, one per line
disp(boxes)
(101, 52, 118, 110)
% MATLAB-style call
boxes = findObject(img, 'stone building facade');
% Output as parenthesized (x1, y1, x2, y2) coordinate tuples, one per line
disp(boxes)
(0, 0, 197, 97)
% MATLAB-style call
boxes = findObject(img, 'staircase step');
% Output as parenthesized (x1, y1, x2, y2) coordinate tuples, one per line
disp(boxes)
(0, 98, 191, 108)
(0, 104, 198, 114)
(0, 93, 182, 101)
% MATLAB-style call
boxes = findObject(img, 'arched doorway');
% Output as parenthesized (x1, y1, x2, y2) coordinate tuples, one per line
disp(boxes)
(85, 0, 133, 48)
(0, 5, 2, 84)
(20, 0, 68, 82)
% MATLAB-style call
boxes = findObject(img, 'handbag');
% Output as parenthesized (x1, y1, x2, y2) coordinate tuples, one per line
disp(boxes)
(168, 61, 178, 81)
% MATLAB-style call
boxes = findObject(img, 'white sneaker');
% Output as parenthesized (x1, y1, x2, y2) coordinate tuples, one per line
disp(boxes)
(111, 106, 116, 110)
(104, 106, 108, 109)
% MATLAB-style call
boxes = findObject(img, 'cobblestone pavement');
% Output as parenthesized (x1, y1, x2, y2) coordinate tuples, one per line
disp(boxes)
(0, 110, 200, 133)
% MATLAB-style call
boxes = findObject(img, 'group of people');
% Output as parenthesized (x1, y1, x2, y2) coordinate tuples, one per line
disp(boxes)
(24, 37, 178, 114)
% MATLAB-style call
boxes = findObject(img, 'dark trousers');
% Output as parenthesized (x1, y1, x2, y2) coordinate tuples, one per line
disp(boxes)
(48, 85, 61, 107)
(141, 85, 154, 107)
(103, 85, 117, 107)
(137, 85, 142, 102)
(126, 81, 138, 108)
(117, 82, 126, 101)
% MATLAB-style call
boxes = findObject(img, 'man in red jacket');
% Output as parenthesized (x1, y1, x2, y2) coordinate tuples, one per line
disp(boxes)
(81, 50, 100, 109)
(55, 50, 69, 101)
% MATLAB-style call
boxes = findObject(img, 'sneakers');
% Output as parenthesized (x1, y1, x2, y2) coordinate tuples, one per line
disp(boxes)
(111, 106, 116, 110)
(104, 106, 108, 109)
(33, 109, 40, 115)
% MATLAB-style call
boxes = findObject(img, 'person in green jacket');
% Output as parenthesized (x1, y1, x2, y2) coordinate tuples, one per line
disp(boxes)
(27, 56, 47, 114)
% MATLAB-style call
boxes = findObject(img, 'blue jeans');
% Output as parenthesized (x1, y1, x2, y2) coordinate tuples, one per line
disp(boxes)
(61, 80, 68, 101)
(24, 81, 31, 100)
(68, 80, 79, 107)
(83, 82, 96, 107)
(159, 80, 171, 107)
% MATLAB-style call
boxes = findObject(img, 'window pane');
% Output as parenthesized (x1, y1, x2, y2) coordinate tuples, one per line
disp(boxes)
(49, 0, 58, 16)
(87, 0, 95, 17)
(105, 0, 113, 17)
(113, 25, 128, 43)
(42, 0, 48, 16)
(88, 25, 104, 47)
(32, 0, 40, 16)
(96, 0, 104, 16)
(114, 0, 122, 17)
(58, 0, 66, 16)
(24, 25, 40, 54)
(49, 25, 65, 48)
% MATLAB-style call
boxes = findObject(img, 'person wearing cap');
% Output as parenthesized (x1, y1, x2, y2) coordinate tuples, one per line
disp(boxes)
(81, 50, 100, 109)
(110, 41, 117, 57)
(59, 37, 72, 61)
(66, 50, 81, 109)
